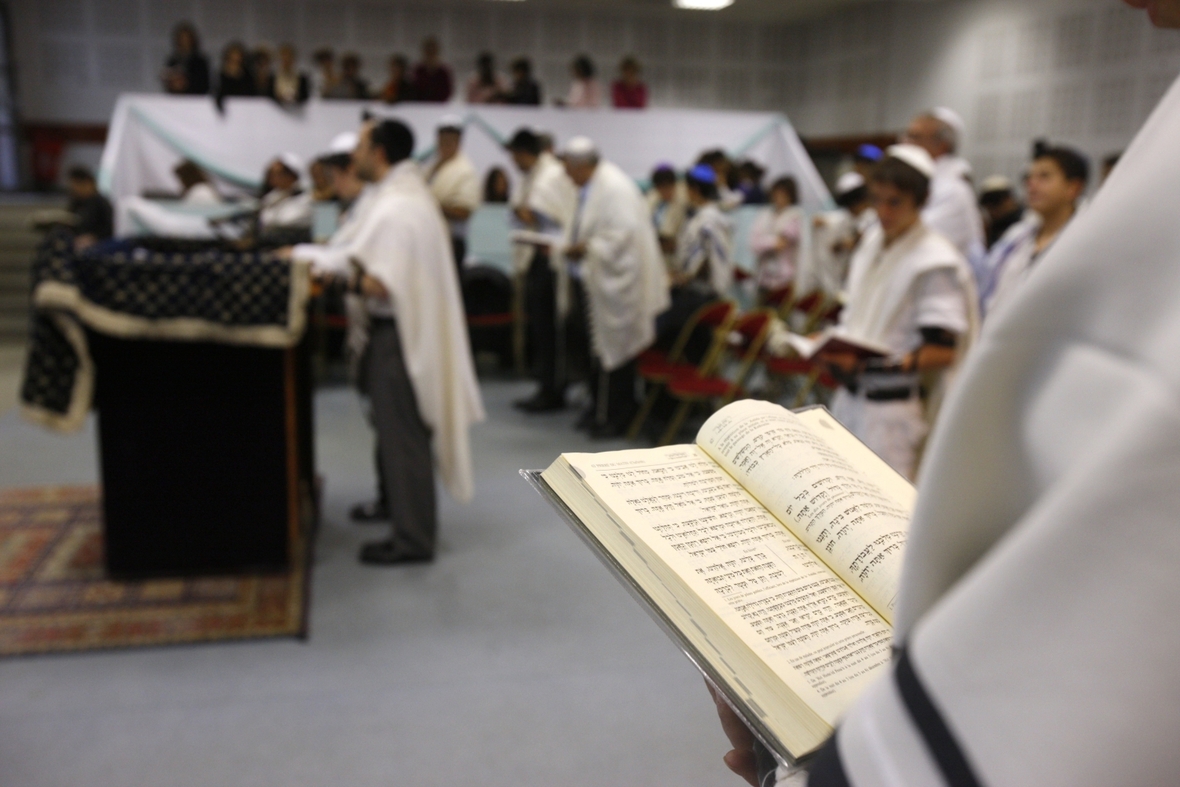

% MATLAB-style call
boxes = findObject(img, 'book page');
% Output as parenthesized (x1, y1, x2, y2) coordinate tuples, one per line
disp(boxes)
(696, 400, 911, 623)
(563, 445, 893, 723)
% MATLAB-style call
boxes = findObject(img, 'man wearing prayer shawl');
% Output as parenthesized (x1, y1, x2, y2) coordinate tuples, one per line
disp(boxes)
(560, 136, 670, 438)
(822, 145, 978, 482)
(329, 119, 484, 565)
(711, 4, 1180, 784)
(507, 128, 578, 413)
(903, 110, 986, 277)
(422, 116, 482, 276)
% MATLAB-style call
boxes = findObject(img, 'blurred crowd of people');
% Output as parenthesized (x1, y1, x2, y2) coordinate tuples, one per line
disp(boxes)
(162, 21, 650, 110)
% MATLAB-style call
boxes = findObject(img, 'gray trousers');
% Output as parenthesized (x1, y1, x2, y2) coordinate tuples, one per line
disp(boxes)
(360, 317, 437, 555)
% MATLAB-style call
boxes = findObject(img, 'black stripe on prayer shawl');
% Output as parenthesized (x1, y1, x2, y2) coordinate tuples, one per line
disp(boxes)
(895, 647, 985, 787)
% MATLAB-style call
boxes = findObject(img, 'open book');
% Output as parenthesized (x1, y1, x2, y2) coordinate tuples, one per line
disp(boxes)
(782, 327, 891, 360)
(526, 399, 914, 764)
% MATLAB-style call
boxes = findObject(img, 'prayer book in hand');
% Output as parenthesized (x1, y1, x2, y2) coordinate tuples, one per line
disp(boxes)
(782, 328, 891, 361)
(523, 400, 914, 765)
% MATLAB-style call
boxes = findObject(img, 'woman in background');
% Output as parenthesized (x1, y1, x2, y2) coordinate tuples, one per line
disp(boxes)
(559, 55, 601, 108)
(611, 56, 647, 109)
(748, 176, 802, 303)
(161, 22, 209, 95)
(466, 53, 506, 104)
(379, 55, 414, 104)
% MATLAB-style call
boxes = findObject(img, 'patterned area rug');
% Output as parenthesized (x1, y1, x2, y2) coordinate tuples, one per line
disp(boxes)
(0, 487, 309, 657)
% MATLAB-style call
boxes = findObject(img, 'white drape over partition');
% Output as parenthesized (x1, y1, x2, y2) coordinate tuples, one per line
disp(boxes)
(99, 94, 831, 235)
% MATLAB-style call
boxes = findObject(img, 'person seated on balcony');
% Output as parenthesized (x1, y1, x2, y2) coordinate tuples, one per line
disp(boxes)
(466, 52, 506, 104)
(504, 58, 542, 106)
(378, 54, 414, 104)
(161, 21, 210, 95)
(267, 44, 310, 107)
(611, 56, 648, 109)
(557, 55, 601, 108)
(215, 42, 255, 106)
(411, 37, 453, 103)
(325, 53, 369, 99)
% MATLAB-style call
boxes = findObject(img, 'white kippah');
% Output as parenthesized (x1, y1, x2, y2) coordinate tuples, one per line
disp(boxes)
(328, 132, 358, 155)
(277, 151, 304, 175)
(886, 144, 936, 179)
(835, 171, 865, 195)
(561, 135, 598, 161)
(932, 106, 965, 141)
(437, 114, 465, 132)
(980, 175, 1013, 194)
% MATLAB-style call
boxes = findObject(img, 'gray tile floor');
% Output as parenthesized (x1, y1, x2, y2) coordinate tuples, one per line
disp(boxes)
(0, 364, 736, 787)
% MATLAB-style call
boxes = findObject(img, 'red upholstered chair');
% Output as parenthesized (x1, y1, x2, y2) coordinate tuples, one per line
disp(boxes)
(657, 309, 775, 446)
(763, 355, 839, 409)
(626, 300, 737, 440)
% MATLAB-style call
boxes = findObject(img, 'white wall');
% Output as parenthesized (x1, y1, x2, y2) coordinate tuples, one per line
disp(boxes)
(777, 0, 1180, 184)
(11, 0, 1180, 186)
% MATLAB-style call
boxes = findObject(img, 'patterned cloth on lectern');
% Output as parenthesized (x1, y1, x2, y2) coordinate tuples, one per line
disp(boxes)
(20, 229, 304, 429)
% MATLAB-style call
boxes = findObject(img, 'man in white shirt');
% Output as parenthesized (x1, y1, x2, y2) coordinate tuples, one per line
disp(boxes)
(561, 136, 670, 438)
(713, 4, 1180, 784)
(980, 145, 1088, 317)
(903, 110, 986, 278)
(423, 116, 481, 276)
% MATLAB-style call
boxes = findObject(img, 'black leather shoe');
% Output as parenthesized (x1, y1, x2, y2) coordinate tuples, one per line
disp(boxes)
(574, 408, 596, 431)
(349, 500, 389, 522)
(516, 392, 566, 413)
(588, 421, 628, 440)
(359, 540, 434, 566)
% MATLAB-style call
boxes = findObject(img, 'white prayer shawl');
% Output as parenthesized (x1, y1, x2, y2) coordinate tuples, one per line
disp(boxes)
(923, 155, 985, 270)
(800, 209, 853, 299)
(291, 185, 378, 275)
(509, 152, 577, 275)
(648, 187, 688, 268)
(677, 203, 735, 297)
(181, 183, 222, 206)
(345, 161, 485, 502)
(424, 152, 481, 238)
(291, 185, 380, 368)
(829, 75, 1180, 787)
(568, 159, 670, 371)
(840, 221, 979, 361)
(259, 188, 313, 229)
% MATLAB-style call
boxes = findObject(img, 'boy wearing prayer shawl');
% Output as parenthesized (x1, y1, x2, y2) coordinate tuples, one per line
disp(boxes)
(654, 164, 734, 362)
(820, 145, 978, 481)
(258, 153, 313, 233)
(711, 5, 1180, 784)
(980, 145, 1089, 318)
(560, 137, 670, 438)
